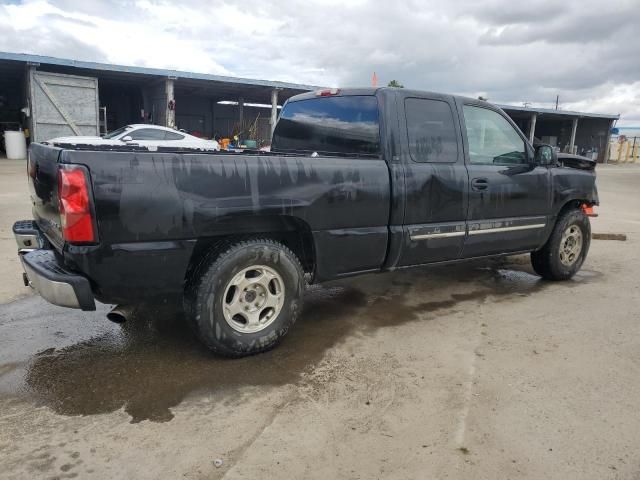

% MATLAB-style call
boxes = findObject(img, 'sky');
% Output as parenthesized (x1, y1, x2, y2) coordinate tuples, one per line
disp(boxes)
(1, 0, 638, 125)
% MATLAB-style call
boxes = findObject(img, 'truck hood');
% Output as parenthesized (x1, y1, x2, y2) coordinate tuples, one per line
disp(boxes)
(557, 153, 597, 171)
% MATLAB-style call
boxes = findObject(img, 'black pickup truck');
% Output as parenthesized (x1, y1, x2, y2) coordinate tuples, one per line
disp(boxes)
(14, 87, 598, 357)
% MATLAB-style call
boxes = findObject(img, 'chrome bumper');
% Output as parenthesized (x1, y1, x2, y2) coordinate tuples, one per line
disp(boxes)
(14, 220, 96, 311)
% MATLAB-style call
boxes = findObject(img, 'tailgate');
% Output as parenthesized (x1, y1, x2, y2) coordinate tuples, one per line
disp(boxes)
(28, 143, 65, 250)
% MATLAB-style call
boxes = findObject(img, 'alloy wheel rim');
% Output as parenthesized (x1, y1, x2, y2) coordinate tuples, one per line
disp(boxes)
(222, 265, 285, 333)
(559, 225, 583, 267)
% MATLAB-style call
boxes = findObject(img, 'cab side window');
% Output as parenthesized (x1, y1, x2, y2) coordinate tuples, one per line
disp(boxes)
(463, 106, 526, 165)
(405, 98, 458, 163)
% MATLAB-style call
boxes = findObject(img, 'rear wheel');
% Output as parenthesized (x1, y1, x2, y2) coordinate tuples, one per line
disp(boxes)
(531, 208, 591, 280)
(185, 239, 305, 357)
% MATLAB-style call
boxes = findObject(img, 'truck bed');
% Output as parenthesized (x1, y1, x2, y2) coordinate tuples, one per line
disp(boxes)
(28, 142, 391, 303)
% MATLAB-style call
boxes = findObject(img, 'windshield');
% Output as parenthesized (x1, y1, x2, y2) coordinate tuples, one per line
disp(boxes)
(103, 126, 130, 139)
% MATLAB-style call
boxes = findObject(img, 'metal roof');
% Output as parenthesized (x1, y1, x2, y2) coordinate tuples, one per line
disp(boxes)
(0, 51, 318, 91)
(0, 51, 620, 119)
(497, 103, 619, 120)
(0, 51, 318, 104)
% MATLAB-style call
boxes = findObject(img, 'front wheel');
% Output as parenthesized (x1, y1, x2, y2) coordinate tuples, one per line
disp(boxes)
(185, 239, 305, 357)
(531, 208, 591, 280)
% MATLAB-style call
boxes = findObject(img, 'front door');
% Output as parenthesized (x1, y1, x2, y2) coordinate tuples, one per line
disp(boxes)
(459, 102, 551, 257)
(397, 94, 469, 266)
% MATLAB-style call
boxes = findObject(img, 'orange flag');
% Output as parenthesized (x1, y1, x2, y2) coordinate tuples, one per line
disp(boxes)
(372, 72, 378, 87)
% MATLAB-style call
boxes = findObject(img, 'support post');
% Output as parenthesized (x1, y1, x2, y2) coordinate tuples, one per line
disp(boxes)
(528, 112, 537, 144)
(238, 97, 244, 132)
(270, 89, 279, 138)
(210, 98, 216, 138)
(604, 119, 615, 164)
(569, 117, 578, 154)
(25, 63, 39, 142)
(165, 77, 176, 128)
(617, 139, 623, 163)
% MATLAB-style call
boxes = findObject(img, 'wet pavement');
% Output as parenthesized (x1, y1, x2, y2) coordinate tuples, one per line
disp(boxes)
(2, 163, 639, 480)
(0, 258, 599, 424)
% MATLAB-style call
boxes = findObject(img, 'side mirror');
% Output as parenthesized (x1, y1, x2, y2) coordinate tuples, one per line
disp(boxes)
(121, 135, 133, 142)
(535, 144, 557, 166)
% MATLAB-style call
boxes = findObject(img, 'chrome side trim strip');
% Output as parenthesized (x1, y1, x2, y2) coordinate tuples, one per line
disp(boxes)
(411, 231, 466, 241)
(468, 223, 546, 235)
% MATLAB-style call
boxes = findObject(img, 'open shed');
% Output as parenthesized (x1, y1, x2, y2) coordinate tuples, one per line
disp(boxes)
(0, 51, 620, 162)
(0, 51, 316, 147)
(500, 104, 618, 163)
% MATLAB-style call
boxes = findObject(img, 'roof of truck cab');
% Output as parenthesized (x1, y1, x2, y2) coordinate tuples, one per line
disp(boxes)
(284, 87, 618, 119)
(286, 87, 486, 105)
(285, 87, 383, 102)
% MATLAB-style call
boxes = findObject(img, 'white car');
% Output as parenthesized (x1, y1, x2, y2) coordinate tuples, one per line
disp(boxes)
(47, 124, 220, 151)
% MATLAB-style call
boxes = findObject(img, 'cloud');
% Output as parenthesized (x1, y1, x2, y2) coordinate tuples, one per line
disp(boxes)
(0, 0, 638, 124)
(478, 5, 637, 45)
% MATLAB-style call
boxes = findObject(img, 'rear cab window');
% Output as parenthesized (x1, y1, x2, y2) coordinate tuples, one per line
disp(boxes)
(272, 95, 380, 157)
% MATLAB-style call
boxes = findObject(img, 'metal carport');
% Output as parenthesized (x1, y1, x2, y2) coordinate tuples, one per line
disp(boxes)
(0, 51, 317, 145)
(500, 104, 619, 163)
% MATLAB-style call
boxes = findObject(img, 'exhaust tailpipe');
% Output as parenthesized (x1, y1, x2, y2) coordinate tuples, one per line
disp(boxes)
(107, 305, 127, 323)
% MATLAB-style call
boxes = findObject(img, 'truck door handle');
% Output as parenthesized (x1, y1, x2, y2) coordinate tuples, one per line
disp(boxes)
(471, 178, 489, 191)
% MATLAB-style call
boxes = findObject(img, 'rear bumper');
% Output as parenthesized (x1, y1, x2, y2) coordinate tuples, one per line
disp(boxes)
(20, 250, 96, 311)
(14, 221, 96, 311)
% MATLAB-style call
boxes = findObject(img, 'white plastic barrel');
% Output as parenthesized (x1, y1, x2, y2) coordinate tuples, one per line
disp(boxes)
(4, 131, 28, 160)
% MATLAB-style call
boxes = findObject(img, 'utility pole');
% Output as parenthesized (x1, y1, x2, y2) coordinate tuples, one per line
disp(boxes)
(555, 95, 559, 110)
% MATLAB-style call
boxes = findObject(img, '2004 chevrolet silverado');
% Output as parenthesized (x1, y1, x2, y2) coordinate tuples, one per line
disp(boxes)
(13, 87, 598, 357)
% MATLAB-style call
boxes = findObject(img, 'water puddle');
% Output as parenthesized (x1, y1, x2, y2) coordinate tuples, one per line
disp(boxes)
(0, 257, 601, 423)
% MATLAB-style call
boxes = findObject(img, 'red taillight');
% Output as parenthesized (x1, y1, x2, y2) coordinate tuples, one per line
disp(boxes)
(58, 166, 96, 243)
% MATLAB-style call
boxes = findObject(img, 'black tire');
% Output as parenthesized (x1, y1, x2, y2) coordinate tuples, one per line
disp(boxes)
(184, 239, 305, 357)
(531, 208, 591, 280)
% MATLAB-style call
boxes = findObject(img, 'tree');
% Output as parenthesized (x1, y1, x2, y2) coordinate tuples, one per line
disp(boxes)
(387, 80, 404, 88)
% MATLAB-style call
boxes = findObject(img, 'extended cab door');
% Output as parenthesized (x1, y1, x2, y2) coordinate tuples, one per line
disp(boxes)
(458, 102, 551, 257)
(396, 93, 469, 266)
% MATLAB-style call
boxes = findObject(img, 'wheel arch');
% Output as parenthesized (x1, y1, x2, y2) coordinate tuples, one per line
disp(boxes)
(556, 199, 590, 218)
(183, 215, 316, 288)
(538, 199, 592, 250)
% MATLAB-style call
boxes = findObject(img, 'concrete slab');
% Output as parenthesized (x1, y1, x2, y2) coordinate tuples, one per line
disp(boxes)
(0, 162, 639, 479)
(0, 158, 32, 303)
